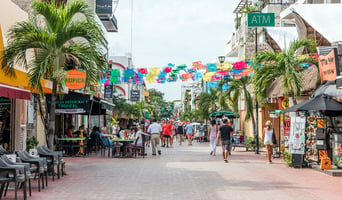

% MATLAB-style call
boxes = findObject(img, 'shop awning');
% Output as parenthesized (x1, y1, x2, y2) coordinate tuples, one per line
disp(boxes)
(0, 83, 31, 100)
(100, 100, 115, 111)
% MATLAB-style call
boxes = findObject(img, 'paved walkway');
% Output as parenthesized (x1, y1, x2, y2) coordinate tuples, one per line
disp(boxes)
(4, 143, 342, 200)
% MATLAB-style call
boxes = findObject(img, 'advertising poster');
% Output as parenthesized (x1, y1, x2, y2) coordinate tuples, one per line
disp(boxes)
(284, 117, 291, 147)
(289, 116, 306, 154)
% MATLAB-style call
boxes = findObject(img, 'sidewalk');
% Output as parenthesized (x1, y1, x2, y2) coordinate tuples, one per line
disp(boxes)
(7, 142, 342, 200)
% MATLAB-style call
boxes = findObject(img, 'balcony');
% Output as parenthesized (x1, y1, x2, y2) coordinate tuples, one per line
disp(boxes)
(96, 0, 118, 32)
(258, 0, 296, 10)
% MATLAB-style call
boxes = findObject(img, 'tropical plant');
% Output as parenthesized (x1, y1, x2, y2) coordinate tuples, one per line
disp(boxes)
(180, 109, 200, 122)
(224, 76, 255, 130)
(252, 38, 317, 105)
(132, 101, 154, 120)
(1, 0, 107, 149)
(195, 88, 221, 116)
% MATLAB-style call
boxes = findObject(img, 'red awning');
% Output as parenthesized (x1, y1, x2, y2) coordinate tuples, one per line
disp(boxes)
(0, 83, 31, 100)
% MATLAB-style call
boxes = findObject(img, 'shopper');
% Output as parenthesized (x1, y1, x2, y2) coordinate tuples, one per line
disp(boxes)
(176, 122, 185, 145)
(185, 123, 194, 145)
(262, 120, 274, 164)
(208, 119, 218, 156)
(147, 119, 162, 155)
(162, 120, 172, 148)
(170, 121, 175, 147)
(217, 119, 233, 163)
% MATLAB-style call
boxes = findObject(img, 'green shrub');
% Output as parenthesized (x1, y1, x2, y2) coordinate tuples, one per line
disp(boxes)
(26, 136, 39, 151)
(281, 149, 293, 167)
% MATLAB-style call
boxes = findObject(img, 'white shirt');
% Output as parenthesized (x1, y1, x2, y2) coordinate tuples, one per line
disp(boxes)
(148, 122, 162, 134)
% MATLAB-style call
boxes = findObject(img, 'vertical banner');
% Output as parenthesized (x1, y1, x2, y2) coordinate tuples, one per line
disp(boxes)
(289, 116, 306, 154)
(130, 90, 140, 102)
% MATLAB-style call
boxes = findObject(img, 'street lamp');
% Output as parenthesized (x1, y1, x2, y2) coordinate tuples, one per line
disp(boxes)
(218, 56, 226, 64)
(218, 56, 226, 93)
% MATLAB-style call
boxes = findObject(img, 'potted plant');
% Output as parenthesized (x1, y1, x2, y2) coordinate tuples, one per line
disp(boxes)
(26, 136, 39, 156)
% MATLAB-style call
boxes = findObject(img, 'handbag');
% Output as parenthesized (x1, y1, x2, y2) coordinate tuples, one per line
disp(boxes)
(272, 129, 277, 144)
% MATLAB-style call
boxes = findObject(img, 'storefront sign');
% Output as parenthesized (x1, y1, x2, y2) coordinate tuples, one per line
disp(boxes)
(316, 118, 327, 128)
(46, 92, 90, 114)
(96, 0, 112, 14)
(104, 84, 113, 98)
(319, 48, 338, 83)
(130, 90, 140, 102)
(64, 70, 86, 90)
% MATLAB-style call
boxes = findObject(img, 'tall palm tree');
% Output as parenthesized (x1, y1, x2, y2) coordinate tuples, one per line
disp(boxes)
(252, 38, 317, 105)
(196, 87, 222, 115)
(1, 0, 107, 149)
(132, 101, 154, 121)
(224, 77, 255, 131)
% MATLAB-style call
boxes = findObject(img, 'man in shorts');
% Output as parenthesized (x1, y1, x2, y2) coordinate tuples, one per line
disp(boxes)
(162, 120, 172, 148)
(217, 119, 234, 163)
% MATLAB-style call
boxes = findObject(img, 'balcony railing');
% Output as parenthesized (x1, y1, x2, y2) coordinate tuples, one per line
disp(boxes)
(259, 0, 296, 10)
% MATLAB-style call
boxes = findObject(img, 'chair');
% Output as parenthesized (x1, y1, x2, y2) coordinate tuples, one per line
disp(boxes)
(16, 151, 46, 192)
(41, 146, 63, 178)
(0, 159, 27, 200)
(21, 151, 48, 187)
(0, 146, 10, 156)
(132, 137, 145, 158)
(1, 155, 32, 197)
(37, 146, 60, 180)
(99, 136, 114, 158)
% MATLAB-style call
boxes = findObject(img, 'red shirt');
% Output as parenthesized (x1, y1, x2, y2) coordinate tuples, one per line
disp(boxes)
(163, 124, 172, 135)
(67, 129, 74, 138)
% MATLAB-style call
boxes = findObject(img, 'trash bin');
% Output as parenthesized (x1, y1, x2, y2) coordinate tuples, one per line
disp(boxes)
(333, 133, 342, 168)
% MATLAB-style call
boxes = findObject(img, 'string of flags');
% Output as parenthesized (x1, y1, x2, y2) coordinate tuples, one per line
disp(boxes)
(99, 60, 313, 85)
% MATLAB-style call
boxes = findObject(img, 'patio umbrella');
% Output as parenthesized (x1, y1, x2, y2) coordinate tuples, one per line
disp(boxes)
(282, 94, 342, 113)
(209, 111, 240, 118)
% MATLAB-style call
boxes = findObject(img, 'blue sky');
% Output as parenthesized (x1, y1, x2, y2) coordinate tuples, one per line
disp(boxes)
(107, 0, 239, 101)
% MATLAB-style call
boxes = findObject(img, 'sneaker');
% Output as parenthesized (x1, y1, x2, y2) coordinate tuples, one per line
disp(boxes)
(167, 145, 169, 148)
(210, 151, 213, 155)
(158, 150, 161, 155)
(224, 159, 228, 163)
(152, 154, 156, 156)
(213, 152, 216, 156)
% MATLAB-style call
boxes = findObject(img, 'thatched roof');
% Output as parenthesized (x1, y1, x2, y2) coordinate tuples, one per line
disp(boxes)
(266, 65, 320, 98)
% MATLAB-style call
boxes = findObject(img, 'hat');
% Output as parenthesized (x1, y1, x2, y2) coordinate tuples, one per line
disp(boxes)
(265, 120, 272, 126)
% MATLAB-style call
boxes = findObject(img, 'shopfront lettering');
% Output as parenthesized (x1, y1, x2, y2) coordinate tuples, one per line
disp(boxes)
(319, 49, 338, 83)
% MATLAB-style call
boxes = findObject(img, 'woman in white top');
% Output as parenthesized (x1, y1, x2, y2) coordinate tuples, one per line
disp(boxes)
(262, 120, 274, 164)
(208, 119, 218, 156)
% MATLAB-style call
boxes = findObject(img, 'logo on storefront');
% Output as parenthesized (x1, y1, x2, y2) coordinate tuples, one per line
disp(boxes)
(65, 70, 86, 89)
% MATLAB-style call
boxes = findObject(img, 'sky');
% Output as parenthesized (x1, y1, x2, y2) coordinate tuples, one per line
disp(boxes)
(107, 0, 239, 101)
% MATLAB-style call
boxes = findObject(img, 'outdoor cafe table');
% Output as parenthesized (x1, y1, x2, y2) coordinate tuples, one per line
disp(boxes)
(111, 138, 136, 157)
(56, 137, 86, 156)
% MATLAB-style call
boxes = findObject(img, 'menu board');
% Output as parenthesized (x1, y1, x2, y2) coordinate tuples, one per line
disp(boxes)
(0, 97, 11, 120)
(289, 116, 306, 154)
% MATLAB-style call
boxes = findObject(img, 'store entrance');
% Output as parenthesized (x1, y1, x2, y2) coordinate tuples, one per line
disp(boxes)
(0, 96, 12, 150)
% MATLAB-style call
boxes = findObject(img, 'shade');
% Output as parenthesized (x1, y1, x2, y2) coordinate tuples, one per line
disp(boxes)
(209, 111, 239, 118)
(0, 83, 31, 100)
(282, 94, 342, 113)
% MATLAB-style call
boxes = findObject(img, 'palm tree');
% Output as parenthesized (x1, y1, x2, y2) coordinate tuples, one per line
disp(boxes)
(252, 38, 317, 105)
(1, 0, 107, 149)
(224, 77, 255, 131)
(196, 87, 222, 115)
(132, 101, 154, 121)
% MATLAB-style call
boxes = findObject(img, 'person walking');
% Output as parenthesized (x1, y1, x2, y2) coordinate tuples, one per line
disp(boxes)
(217, 119, 233, 163)
(176, 122, 185, 145)
(162, 120, 172, 148)
(170, 121, 175, 147)
(176, 122, 184, 145)
(262, 120, 274, 164)
(185, 123, 194, 145)
(147, 119, 162, 156)
(208, 119, 218, 156)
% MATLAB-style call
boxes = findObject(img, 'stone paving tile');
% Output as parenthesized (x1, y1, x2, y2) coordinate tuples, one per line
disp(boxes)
(2, 142, 342, 200)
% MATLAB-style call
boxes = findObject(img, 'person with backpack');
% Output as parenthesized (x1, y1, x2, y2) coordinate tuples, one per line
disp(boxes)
(217, 119, 234, 163)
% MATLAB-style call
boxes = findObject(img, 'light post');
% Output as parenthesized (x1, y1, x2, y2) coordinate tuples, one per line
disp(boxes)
(218, 56, 225, 93)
